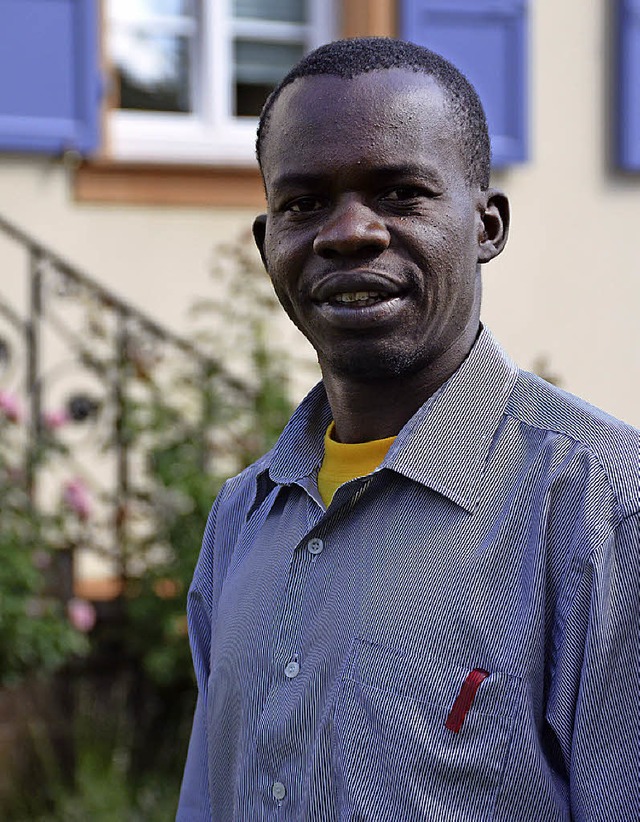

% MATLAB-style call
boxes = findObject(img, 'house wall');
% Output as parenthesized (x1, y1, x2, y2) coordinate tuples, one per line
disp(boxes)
(0, 0, 638, 427)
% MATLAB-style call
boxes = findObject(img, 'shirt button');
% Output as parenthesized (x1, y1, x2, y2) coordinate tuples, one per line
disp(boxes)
(272, 781, 286, 801)
(307, 537, 324, 555)
(284, 659, 300, 679)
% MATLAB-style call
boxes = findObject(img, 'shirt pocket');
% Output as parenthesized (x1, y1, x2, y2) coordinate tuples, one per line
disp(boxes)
(331, 637, 521, 822)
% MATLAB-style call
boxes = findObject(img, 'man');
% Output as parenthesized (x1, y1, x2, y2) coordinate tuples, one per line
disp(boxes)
(177, 38, 639, 821)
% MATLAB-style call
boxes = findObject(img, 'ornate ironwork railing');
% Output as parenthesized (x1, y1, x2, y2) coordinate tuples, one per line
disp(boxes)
(0, 214, 248, 593)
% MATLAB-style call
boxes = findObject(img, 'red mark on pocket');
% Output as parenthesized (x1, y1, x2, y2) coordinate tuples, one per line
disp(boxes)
(445, 668, 490, 734)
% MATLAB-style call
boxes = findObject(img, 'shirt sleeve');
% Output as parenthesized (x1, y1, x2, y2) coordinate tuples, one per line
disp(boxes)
(176, 688, 212, 821)
(547, 510, 640, 821)
(176, 502, 219, 822)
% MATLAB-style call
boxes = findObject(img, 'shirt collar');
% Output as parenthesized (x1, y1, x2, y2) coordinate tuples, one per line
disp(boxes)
(265, 327, 518, 513)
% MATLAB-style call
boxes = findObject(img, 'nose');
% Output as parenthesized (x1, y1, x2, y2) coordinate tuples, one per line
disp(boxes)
(313, 197, 391, 258)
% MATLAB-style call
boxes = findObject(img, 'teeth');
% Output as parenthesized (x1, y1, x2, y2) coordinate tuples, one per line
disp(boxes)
(334, 291, 382, 303)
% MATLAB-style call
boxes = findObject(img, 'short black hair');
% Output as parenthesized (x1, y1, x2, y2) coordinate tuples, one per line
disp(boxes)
(256, 37, 491, 190)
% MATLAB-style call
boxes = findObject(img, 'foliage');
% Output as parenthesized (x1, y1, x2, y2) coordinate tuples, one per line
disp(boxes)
(3, 678, 180, 821)
(0, 427, 88, 688)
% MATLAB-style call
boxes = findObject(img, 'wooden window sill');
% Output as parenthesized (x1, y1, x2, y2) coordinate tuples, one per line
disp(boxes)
(75, 160, 267, 208)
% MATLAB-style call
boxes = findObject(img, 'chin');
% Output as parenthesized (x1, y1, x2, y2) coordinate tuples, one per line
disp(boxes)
(323, 347, 425, 382)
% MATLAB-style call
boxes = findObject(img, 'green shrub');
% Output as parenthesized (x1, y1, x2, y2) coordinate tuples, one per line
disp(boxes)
(0, 432, 87, 687)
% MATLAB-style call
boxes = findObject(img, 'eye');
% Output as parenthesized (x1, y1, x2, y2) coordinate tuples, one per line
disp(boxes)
(286, 196, 325, 213)
(382, 186, 431, 202)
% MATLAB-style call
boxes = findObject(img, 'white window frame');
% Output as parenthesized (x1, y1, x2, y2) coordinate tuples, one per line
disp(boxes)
(107, 0, 336, 165)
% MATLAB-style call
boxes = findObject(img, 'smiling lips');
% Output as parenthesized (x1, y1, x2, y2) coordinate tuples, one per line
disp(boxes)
(331, 290, 385, 307)
(312, 272, 404, 311)
(314, 285, 406, 329)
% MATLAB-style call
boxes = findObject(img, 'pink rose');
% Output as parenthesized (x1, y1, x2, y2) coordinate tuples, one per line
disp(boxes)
(62, 477, 92, 521)
(0, 390, 23, 423)
(67, 597, 97, 633)
(43, 408, 69, 430)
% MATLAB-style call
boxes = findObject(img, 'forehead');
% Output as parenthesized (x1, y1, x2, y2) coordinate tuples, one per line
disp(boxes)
(261, 69, 465, 189)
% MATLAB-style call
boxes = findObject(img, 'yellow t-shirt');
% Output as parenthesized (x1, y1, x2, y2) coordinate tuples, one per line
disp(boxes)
(317, 422, 396, 507)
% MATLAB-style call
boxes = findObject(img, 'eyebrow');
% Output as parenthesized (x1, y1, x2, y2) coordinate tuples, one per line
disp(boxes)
(371, 163, 444, 183)
(270, 172, 326, 192)
(271, 163, 446, 192)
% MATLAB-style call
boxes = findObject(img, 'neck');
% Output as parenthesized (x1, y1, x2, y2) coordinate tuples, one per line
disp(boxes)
(322, 326, 480, 443)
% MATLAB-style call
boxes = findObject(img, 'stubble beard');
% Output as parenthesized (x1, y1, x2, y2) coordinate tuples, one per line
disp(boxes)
(319, 339, 428, 384)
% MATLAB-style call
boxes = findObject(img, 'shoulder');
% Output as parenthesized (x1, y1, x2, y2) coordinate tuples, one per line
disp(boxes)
(506, 369, 640, 519)
(192, 450, 276, 599)
(209, 450, 275, 526)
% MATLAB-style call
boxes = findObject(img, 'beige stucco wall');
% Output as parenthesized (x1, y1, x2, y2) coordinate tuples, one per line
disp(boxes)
(0, 0, 638, 426)
(0, 156, 254, 333)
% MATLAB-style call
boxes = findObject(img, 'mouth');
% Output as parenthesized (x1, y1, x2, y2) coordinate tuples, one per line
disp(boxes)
(329, 290, 389, 308)
(312, 270, 405, 307)
(310, 273, 408, 329)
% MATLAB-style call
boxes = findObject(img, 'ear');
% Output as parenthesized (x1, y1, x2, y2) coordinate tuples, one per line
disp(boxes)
(252, 214, 268, 269)
(477, 189, 510, 264)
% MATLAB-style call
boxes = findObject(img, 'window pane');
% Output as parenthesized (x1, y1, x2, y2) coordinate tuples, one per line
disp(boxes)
(233, 0, 306, 24)
(235, 40, 304, 85)
(234, 39, 304, 116)
(113, 29, 192, 113)
(110, 0, 194, 20)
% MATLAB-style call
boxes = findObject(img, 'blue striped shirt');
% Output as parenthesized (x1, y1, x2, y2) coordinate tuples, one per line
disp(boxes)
(177, 328, 640, 821)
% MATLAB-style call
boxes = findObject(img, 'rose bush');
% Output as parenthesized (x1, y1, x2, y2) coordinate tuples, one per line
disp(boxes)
(0, 399, 88, 687)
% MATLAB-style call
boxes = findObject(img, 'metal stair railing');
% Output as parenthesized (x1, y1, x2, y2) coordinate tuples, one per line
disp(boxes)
(0, 214, 246, 591)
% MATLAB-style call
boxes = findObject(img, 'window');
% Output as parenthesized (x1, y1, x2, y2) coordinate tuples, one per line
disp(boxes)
(106, 0, 335, 164)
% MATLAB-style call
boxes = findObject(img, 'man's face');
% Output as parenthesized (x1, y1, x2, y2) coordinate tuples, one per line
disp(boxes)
(255, 69, 501, 383)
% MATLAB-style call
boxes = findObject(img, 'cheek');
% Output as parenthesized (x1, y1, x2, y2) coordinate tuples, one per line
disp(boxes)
(265, 231, 300, 273)
(266, 265, 300, 321)
(268, 272, 292, 308)
(265, 234, 309, 293)
(439, 222, 480, 281)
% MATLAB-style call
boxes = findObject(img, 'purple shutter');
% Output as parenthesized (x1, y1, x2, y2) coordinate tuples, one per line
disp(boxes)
(618, 0, 640, 169)
(401, 0, 529, 166)
(0, 0, 101, 155)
